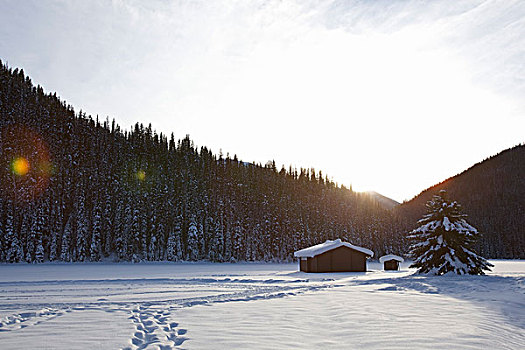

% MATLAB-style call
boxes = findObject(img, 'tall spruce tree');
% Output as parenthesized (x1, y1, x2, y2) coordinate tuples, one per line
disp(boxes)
(90, 202, 102, 261)
(408, 190, 492, 275)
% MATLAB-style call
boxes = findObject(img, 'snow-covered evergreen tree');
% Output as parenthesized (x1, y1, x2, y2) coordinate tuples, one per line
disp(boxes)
(90, 203, 101, 261)
(61, 216, 72, 262)
(34, 205, 45, 263)
(102, 192, 113, 256)
(131, 204, 142, 261)
(35, 235, 44, 263)
(148, 235, 157, 261)
(187, 216, 199, 261)
(166, 219, 181, 261)
(48, 202, 61, 261)
(408, 190, 492, 275)
(25, 216, 35, 262)
(232, 219, 242, 260)
(147, 210, 159, 261)
(75, 193, 88, 261)
(115, 197, 130, 261)
(5, 205, 22, 262)
(155, 221, 166, 260)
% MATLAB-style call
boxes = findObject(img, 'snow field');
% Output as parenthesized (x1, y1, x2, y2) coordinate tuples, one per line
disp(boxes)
(177, 285, 521, 349)
(1, 308, 131, 350)
(0, 261, 523, 349)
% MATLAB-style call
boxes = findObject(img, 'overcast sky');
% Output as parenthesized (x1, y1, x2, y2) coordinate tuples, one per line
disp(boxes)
(1, 0, 524, 202)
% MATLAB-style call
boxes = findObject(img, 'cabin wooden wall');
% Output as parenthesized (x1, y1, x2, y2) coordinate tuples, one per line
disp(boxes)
(299, 246, 368, 272)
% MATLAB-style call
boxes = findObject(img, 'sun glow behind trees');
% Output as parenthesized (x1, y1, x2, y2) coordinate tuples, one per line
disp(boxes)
(0, 0, 523, 202)
(207, 26, 514, 200)
(198, 18, 519, 201)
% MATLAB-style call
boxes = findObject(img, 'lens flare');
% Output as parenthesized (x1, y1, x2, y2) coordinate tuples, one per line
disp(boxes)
(136, 170, 146, 181)
(1, 124, 52, 203)
(38, 160, 53, 177)
(12, 157, 30, 176)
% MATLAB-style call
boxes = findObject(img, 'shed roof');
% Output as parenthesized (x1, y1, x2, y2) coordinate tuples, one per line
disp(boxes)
(294, 239, 374, 258)
(379, 254, 404, 263)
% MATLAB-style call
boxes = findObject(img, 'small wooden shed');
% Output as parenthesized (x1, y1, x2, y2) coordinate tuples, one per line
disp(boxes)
(294, 239, 374, 273)
(379, 254, 404, 271)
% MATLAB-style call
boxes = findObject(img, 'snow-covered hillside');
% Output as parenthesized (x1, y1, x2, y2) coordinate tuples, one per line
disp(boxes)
(0, 261, 523, 349)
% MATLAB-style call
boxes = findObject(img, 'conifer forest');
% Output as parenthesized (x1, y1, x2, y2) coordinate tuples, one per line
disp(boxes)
(0, 62, 523, 263)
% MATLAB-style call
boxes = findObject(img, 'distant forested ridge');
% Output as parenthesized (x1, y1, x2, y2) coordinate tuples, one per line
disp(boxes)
(395, 145, 525, 259)
(0, 62, 405, 263)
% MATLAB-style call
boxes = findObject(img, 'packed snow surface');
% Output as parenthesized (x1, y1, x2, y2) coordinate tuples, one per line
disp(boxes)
(294, 238, 374, 258)
(0, 260, 523, 349)
(379, 254, 404, 263)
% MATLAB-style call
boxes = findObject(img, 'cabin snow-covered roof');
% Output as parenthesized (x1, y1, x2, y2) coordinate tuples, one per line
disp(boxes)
(294, 239, 374, 258)
(379, 254, 404, 263)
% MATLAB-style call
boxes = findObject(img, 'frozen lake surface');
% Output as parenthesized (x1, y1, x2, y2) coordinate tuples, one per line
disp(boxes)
(0, 260, 523, 349)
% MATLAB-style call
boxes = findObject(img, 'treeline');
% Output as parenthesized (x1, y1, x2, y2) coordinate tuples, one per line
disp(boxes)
(0, 62, 406, 263)
(395, 144, 525, 259)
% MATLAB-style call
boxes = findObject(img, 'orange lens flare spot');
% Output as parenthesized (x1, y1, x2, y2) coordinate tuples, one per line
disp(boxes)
(12, 157, 30, 176)
(136, 170, 146, 181)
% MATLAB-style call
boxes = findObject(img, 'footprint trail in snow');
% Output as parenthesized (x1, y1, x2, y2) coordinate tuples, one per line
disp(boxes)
(123, 305, 188, 350)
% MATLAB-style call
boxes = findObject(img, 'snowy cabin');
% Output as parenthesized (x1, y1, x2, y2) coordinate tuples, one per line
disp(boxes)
(379, 255, 404, 271)
(294, 239, 374, 273)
